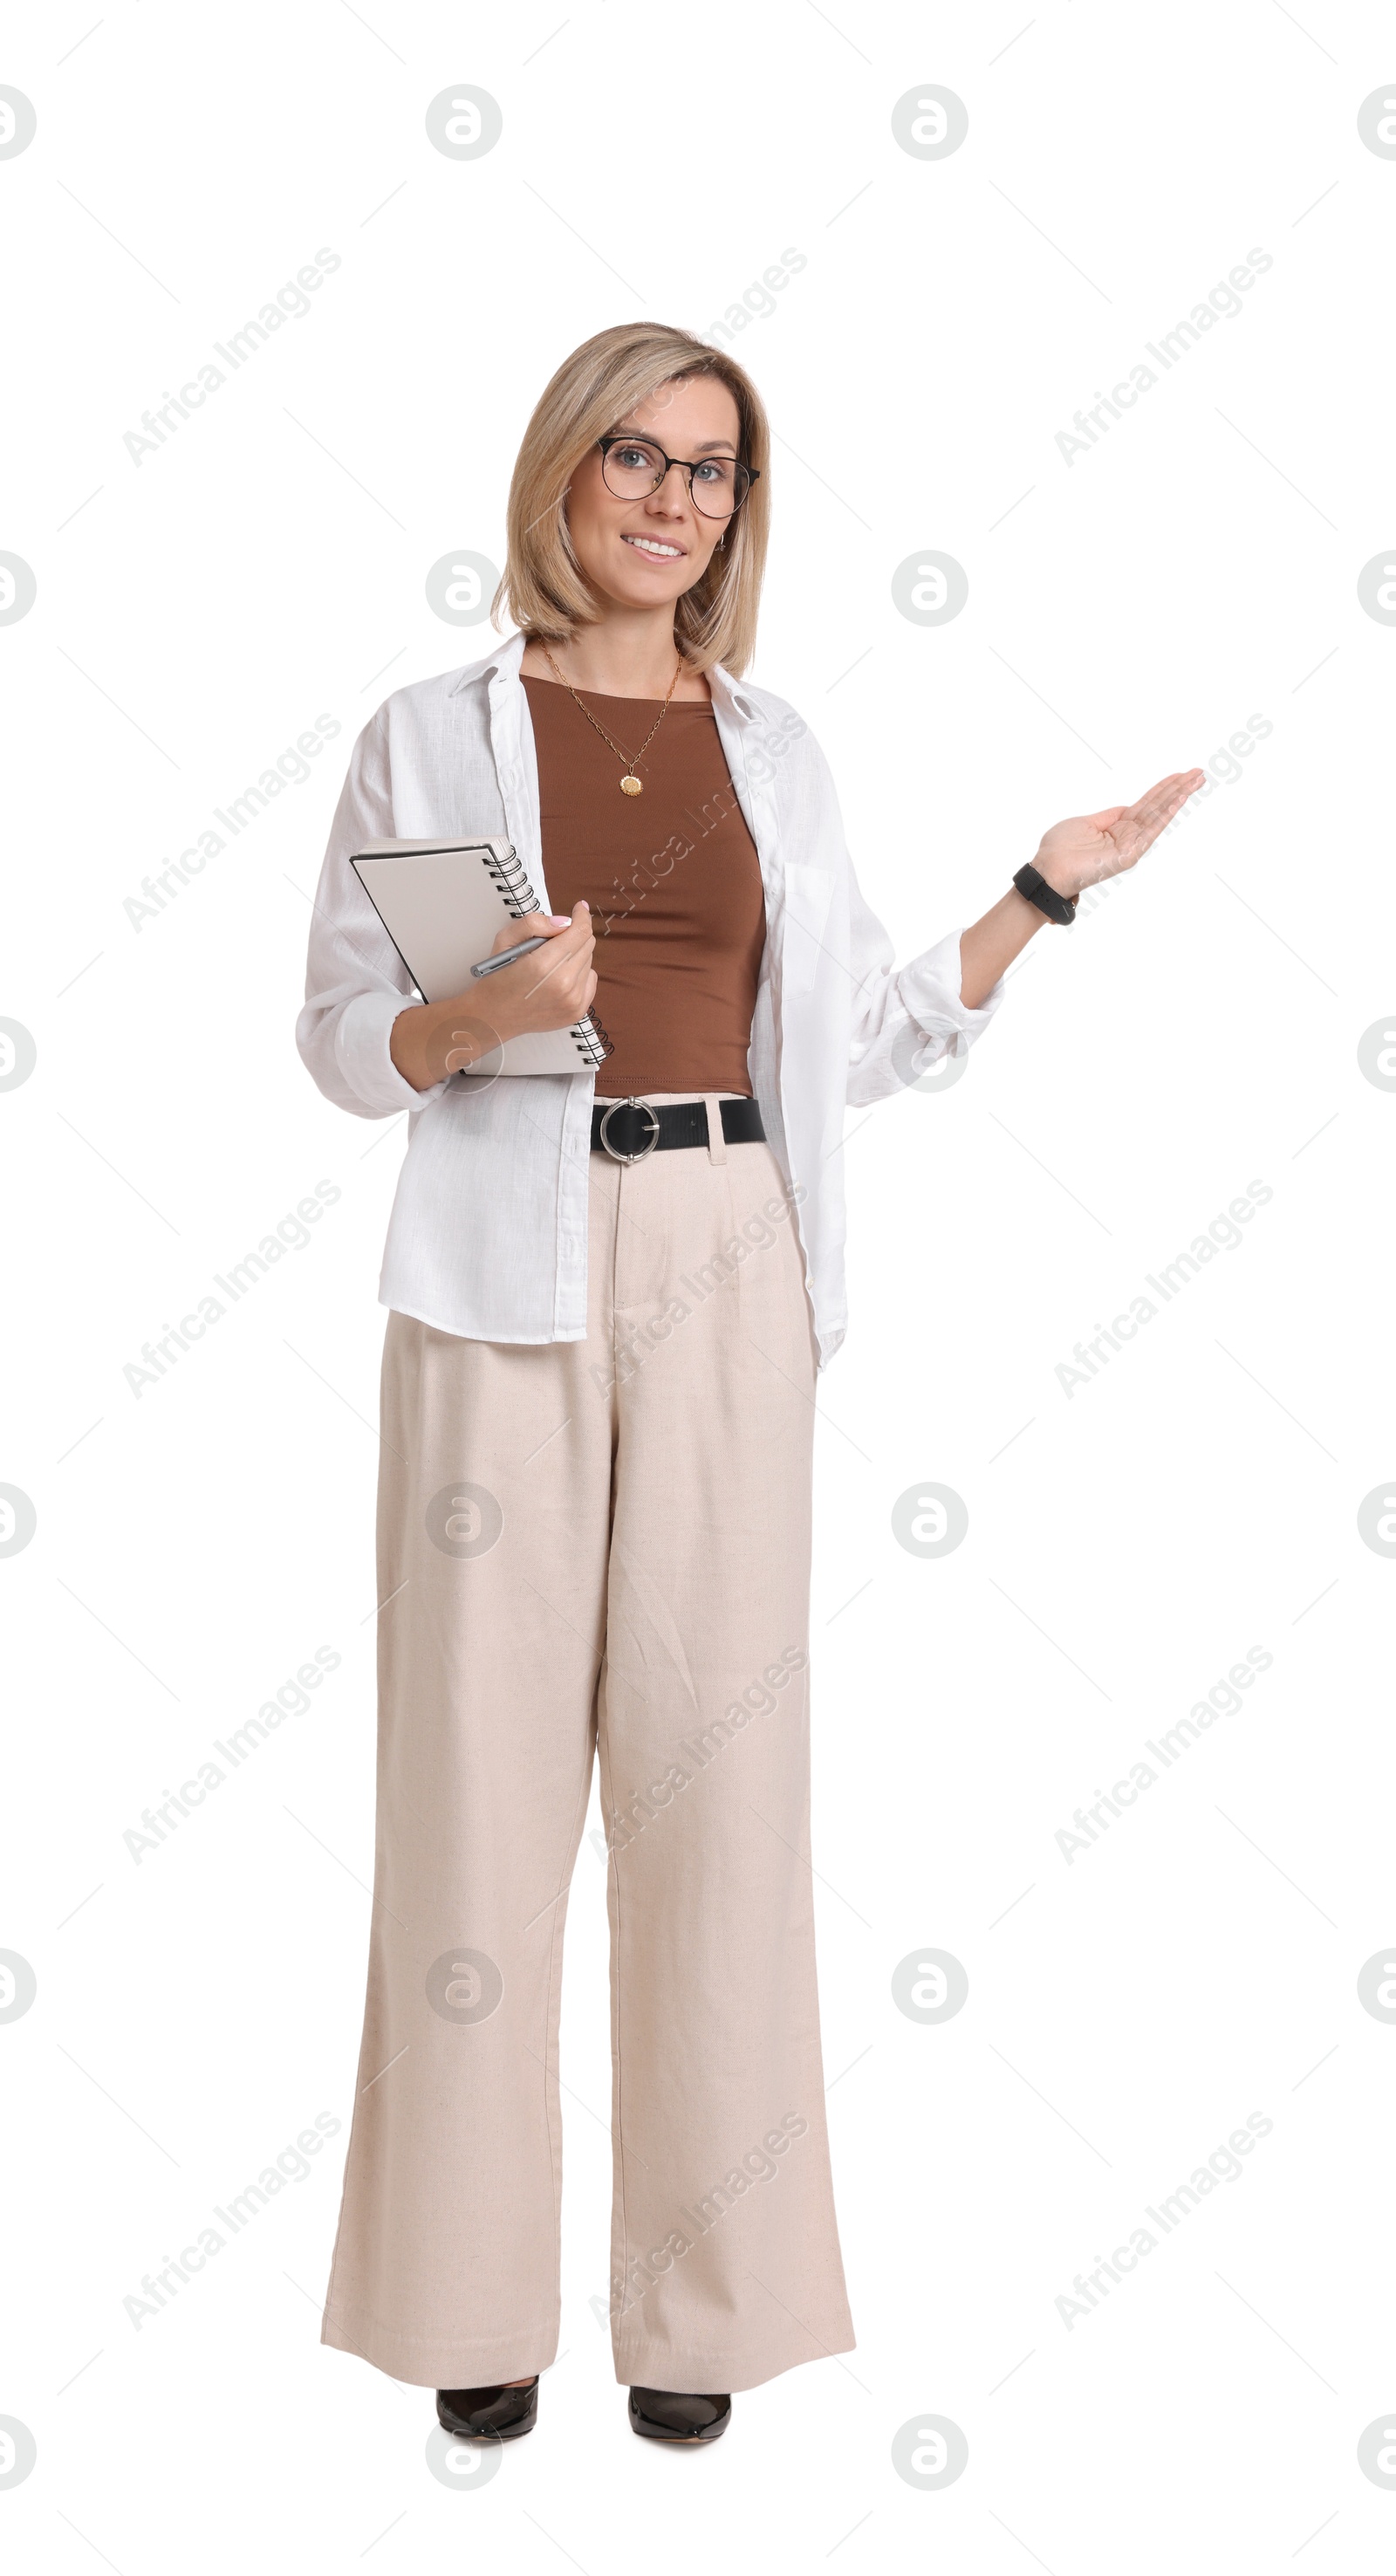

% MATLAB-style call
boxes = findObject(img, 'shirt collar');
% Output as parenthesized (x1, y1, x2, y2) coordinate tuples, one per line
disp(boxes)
(706, 661, 759, 723)
(448, 629, 759, 723)
(448, 627, 526, 694)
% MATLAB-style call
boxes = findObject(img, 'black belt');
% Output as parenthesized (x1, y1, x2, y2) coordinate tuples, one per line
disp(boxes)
(591, 1096, 766, 1163)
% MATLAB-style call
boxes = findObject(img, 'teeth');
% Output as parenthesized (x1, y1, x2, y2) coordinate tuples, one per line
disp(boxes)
(626, 537, 681, 558)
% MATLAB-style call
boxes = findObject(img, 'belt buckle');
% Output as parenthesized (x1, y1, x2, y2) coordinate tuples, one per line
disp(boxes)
(598, 1096, 660, 1163)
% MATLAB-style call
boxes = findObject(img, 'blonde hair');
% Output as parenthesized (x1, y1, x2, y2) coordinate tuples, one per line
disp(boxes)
(492, 322, 770, 678)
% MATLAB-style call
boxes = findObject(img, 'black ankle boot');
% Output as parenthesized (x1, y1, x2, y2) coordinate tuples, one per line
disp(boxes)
(628, 2387, 730, 2442)
(436, 2379, 538, 2441)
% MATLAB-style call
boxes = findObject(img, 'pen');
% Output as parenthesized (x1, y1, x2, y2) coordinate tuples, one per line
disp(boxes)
(470, 933, 552, 979)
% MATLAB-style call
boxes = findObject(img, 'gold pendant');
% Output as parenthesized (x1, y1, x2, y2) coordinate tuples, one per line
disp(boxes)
(619, 773, 642, 797)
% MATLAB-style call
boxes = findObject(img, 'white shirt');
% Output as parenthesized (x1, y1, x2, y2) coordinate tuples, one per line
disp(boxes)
(297, 629, 1006, 1368)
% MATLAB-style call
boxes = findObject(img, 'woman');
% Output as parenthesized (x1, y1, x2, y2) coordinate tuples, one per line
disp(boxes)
(298, 321, 1201, 2448)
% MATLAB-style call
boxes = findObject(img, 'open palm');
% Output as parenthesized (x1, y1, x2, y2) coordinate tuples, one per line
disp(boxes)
(1035, 770, 1205, 899)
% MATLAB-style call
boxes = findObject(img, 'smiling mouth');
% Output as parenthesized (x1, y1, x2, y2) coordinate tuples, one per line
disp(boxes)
(621, 534, 685, 560)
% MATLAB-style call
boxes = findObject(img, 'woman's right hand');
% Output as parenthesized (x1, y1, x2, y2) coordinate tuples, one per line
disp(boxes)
(389, 903, 598, 1091)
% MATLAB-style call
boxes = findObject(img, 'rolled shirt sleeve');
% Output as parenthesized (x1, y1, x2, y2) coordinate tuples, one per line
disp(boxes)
(295, 709, 448, 1120)
(843, 847, 1008, 1109)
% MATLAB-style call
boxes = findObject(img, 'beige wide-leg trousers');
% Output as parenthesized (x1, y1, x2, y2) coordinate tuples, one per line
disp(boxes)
(320, 1106, 855, 2394)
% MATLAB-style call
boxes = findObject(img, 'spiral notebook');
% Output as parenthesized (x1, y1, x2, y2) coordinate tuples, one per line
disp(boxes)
(349, 837, 612, 1074)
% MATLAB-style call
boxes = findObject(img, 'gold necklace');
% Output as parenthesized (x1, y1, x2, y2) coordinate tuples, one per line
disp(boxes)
(539, 641, 685, 796)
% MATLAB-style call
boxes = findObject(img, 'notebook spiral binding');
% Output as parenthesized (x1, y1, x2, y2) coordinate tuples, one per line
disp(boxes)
(485, 844, 613, 1067)
(483, 846, 541, 917)
(573, 1005, 613, 1067)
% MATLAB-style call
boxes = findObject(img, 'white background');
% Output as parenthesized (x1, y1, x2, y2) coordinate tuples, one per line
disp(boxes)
(3, 1, 1395, 2567)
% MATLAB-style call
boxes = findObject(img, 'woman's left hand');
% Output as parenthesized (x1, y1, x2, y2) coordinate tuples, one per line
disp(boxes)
(1033, 769, 1206, 900)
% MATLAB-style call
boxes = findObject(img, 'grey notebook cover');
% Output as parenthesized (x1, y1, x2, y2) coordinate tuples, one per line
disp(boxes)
(349, 837, 611, 1074)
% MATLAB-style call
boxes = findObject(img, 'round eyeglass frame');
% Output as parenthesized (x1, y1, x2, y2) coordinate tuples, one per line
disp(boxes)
(597, 433, 759, 522)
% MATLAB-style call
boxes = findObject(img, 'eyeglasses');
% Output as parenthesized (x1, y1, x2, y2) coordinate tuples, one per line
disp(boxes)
(597, 433, 759, 523)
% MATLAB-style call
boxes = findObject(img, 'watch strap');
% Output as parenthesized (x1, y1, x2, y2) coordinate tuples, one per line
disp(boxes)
(1013, 862, 1078, 925)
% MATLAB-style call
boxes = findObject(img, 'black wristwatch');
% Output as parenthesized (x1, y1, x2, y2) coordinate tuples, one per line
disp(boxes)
(1012, 862, 1078, 925)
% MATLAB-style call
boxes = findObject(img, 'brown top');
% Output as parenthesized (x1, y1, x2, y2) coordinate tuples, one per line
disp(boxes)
(521, 672, 766, 1098)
